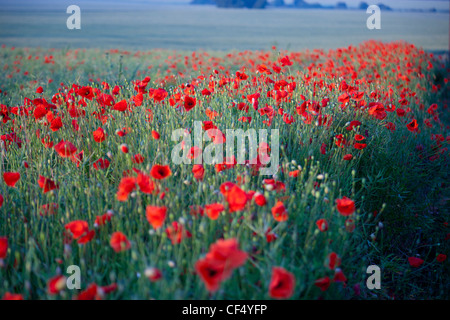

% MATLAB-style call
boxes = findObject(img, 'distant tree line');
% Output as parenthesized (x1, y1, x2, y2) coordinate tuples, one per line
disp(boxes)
(190, 0, 392, 11)
(215, 0, 267, 8)
(190, 0, 267, 8)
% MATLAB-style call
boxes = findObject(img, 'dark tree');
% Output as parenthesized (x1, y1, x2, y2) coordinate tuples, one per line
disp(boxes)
(335, 2, 347, 9)
(359, 2, 369, 10)
(377, 3, 393, 11)
(293, 0, 323, 8)
(214, 0, 267, 8)
(271, 0, 285, 7)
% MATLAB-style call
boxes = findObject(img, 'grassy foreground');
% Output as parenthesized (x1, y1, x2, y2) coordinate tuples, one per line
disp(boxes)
(0, 41, 448, 300)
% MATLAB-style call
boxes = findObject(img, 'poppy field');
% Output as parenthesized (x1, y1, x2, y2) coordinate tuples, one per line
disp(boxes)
(0, 41, 448, 300)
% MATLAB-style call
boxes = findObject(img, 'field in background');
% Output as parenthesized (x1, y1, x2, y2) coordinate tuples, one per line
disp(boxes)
(0, 5, 448, 51)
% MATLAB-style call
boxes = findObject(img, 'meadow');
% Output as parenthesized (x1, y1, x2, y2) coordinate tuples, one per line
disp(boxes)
(0, 40, 448, 300)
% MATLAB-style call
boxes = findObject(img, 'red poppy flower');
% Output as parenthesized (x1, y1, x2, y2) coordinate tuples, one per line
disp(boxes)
(3, 172, 20, 187)
(201, 88, 211, 96)
(192, 164, 205, 181)
(36, 86, 43, 94)
(146, 205, 167, 229)
(188, 146, 202, 160)
(327, 252, 341, 270)
(314, 276, 331, 291)
(195, 257, 225, 292)
(76, 284, 99, 300)
(396, 108, 405, 117)
(205, 203, 224, 220)
(436, 254, 447, 262)
(346, 120, 361, 131)
(37, 175, 58, 193)
(289, 170, 300, 177)
(33, 105, 47, 120)
(116, 177, 136, 201)
(184, 96, 196, 112)
(47, 275, 66, 295)
(152, 88, 168, 102)
(110, 232, 131, 252)
(316, 219, 328, 232)
(151, 130, 160, 140)
(54, 140, 77, 158)
(132, 154, 145, 164)
(225, 185, 248, 213)
(336, 197, 355, 216)
(50, 116, 63, 132)
(257, 64, 272, 75)
(338, 92, 350, 104)
(76, 86, 94, 100)
(113, 100, 128, 112)
(116, 129, 126, 137)
(333, 269, 347, 283)
(165, 221, 191, 245)
(205, 238, 248, 277)
(320, 143, 327, 155)
(133, 93, 144, 106)
(93, 127, 107, 143)
(265, 227, 277, 243)
(368, 102, 387, 120)
(137, 173, 154, 194)
(253, 192, 267, 206)
(112, 85, 120, 95)
(2, 292, 24, 300)
(65, 220, 89, 239)
(386, 122, 396, 132)
(94, 211, 113, 227)
(0, 194, 3, 208)
(334, 134, 347, 148)
(408, 257, 424, 267)
(207, 128, 226, 144)
(97, 92, 115, 107)
(145, 267, 163, 282)
(195, 238, 247, 292)
(280, 56, 293, 67)
(150, 164, 172, 180)
(71, 150, 84, 167)
(343, 154, 353, 161)
(77, 230, 95, 244)
(219, 182, 236, 197)
(120, 143, 129, 154)
(354, 143, 367, 150)
(93, 158, 110, 170)
(271, 201, 288, 222)
(0, 236, 8, 259)
(406, 119, 418, 132)
(269, 267, 296, 299)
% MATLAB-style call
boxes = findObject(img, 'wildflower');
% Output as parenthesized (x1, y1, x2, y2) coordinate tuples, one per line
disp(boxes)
(269, 267, 296, 299)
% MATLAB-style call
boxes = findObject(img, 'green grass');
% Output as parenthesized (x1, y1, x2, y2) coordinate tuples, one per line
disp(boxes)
(0, 41, 448, 300)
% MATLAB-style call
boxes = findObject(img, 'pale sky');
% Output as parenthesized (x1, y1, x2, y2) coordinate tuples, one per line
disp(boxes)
(1, 0, 449, 10)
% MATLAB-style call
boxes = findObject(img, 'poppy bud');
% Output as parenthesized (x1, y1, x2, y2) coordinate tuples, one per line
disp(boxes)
(145, 267, 162, 282)
(152, 130, 160, 140)
(120, 144, 129, 154)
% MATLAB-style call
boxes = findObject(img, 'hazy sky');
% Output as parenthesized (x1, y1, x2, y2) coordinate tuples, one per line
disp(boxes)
(1, 0, 449, 10)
